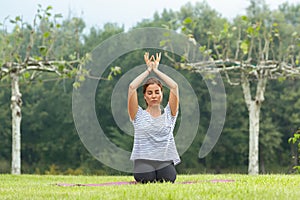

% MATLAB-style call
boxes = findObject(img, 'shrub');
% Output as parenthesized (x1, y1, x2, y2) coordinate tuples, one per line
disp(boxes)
(288, 129, 300, 173)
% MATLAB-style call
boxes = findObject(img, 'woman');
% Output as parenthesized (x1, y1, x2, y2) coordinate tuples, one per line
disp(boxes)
(127, 52, 180, 183)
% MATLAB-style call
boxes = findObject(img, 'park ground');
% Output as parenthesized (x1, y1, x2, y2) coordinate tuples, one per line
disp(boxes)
(0, 174, 300, 199)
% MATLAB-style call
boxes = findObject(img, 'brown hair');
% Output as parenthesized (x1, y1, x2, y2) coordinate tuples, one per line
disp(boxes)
(143, 77, 163, 94)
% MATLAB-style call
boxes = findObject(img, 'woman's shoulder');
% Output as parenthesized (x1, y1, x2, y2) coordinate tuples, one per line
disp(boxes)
(164, 103, 171, 112)
(132, 105, 147, 121)
(164, 102, 178, 119)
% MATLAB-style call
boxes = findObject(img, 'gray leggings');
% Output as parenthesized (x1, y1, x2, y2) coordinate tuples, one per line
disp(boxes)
(133, 159, 177, 183)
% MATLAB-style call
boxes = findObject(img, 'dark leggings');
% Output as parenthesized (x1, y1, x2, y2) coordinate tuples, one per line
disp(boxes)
(133, 159, 177, 183)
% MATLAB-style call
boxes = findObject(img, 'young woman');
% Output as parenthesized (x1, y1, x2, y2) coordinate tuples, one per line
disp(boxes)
(128, 52, 180, 183)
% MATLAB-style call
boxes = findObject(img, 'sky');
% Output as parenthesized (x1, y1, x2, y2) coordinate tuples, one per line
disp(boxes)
(0, 0, 300, 31)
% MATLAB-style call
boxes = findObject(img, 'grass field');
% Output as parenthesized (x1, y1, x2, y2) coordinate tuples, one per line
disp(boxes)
(0, 174, 299, 199)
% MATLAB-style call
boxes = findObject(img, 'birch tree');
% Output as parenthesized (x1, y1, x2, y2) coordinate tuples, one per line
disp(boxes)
(177, 3, 300, 174)
(0, 5, 86, 174)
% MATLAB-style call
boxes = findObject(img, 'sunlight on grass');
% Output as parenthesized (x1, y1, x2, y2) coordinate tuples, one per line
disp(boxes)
(0, 174, 299, 199)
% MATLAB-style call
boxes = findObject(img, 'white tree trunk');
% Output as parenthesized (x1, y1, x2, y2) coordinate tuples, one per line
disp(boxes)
(248, 101, 261, 175)
(11, 72, 22, 175)
(241, 71, 267, 175)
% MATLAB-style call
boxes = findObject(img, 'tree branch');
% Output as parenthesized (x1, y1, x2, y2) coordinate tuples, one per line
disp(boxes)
(186, 59, 300, 80)
(241, 71, 251, 110)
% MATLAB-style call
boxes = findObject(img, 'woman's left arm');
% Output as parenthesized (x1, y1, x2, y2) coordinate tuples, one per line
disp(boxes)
(152, 53, 179, 116)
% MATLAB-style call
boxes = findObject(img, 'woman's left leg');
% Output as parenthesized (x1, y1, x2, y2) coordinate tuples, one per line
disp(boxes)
(156, 162, 177, 183)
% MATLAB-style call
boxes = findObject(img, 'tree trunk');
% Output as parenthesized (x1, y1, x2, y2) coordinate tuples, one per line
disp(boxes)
(241, 71, 267, 175)
(11, 72, 22, 175)
(248, 100, 261, 174)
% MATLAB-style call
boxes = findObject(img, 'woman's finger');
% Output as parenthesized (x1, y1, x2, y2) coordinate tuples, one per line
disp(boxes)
(156, 52, 161, 62)
(150, 55, 155, 61)
(144, 52, 149, 63)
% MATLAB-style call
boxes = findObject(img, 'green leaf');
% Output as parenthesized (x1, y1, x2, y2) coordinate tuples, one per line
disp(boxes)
(289, 138, 295, 144)
(38, 46, 47, 56)
(58, 64, 64, 72)
(112, 66, 121, 75)
(247, 26, 254, 35)
(240, 40, 249, 55)
(23, 72, 30, 79)
(277, 76, 286, 83)
(199, 46, 206, 53)
(241, 16, 248, 21)
(183, 17, 192, 24)
(163, 32, 170, 37)
(78, 75, 85, 82)
(159, 40, 168, 47)
(73, 82, 80, 89)
(223, 23, 229, 33)
(107, 74, 113, 80)
(43, 32, 50, 38)
(46, 6, 53, 11)
(15, 16, 21, 21)
(33, 56, 43, 61)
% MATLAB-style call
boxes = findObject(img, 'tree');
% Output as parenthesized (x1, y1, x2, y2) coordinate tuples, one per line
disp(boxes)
(176, 1, 300, 174)
(0, 5, 86, 174)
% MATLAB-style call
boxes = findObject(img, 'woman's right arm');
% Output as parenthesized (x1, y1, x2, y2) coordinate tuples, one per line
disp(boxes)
(127, 53, 152, 120)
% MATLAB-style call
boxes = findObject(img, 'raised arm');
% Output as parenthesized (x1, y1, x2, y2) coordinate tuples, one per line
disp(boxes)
(127, 52, 152, 120)
(152, 53, 179, 116)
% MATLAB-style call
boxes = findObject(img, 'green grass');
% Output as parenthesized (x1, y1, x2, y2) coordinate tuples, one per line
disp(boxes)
(0, 174, 299, 199)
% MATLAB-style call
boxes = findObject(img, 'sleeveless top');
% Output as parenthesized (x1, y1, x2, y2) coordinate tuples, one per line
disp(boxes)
(130, 103, 181, 165)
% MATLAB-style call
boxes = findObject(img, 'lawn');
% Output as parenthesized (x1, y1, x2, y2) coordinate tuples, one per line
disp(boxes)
(0, 174, 299, 199)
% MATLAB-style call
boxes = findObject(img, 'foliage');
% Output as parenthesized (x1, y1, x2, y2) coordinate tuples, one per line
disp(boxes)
(1, 1, 300, 175)
(288, 129, 300, 173)
(170, 0, 300, 175)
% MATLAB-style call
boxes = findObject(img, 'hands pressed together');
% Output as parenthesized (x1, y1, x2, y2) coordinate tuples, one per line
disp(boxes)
(144, 52, 161, 72)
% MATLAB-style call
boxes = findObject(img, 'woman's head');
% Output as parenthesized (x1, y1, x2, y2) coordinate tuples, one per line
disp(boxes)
(143, 77, 163, 106)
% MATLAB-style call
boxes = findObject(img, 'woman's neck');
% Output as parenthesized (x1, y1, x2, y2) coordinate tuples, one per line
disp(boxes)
(146, 105, 161, 117)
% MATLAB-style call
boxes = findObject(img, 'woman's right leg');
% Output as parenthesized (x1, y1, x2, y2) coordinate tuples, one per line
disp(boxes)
(133, 159, 156, 183)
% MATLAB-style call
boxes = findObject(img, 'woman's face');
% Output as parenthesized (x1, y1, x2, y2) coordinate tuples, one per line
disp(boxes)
(144, 83, 163, 106)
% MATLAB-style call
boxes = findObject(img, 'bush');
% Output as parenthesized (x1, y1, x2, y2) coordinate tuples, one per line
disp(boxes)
(288, 129, 300, 173)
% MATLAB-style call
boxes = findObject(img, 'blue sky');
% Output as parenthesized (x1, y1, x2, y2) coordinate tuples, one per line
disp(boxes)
(0, 0, 299, 31)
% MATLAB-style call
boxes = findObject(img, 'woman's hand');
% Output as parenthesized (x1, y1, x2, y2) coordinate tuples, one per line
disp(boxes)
(152, 52, 161, 71)
(144, 52, 161, 71)
(144, 52, 154, 72)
